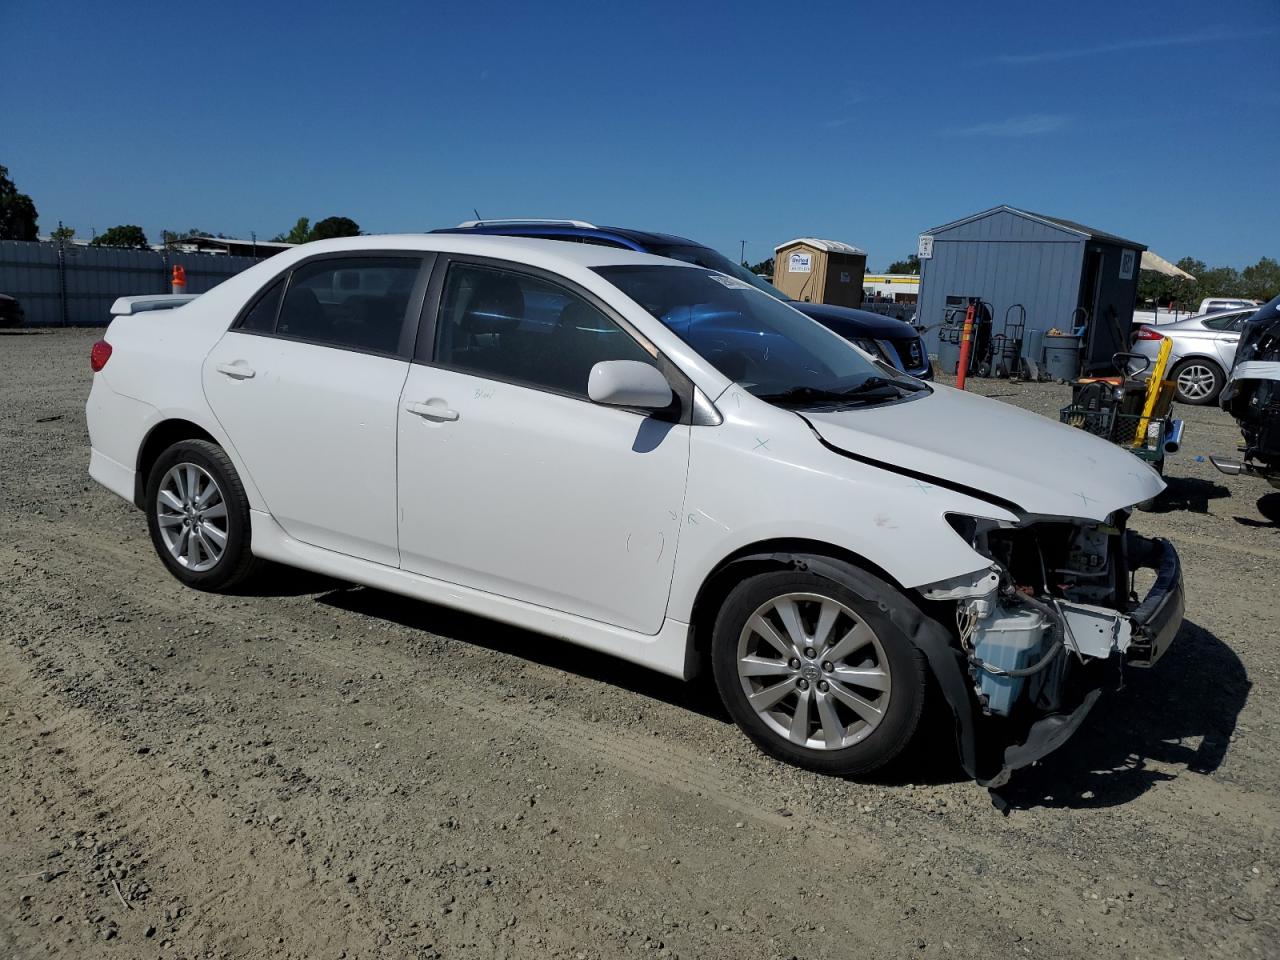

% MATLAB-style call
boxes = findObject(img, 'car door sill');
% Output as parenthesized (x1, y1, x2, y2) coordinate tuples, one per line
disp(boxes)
(247, 510, 690, 679)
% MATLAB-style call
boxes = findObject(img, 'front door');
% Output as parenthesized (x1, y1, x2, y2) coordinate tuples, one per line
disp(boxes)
(396, 259, 689, 634)
(203, 253, 430, 566)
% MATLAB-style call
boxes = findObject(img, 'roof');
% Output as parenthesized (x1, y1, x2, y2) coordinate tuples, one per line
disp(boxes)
(774, 237, 866, 256)
(435, 220, 699, 249)
(269, 233, 699, 271)
(185, 235, 296, 251)
(926, 205, 1145, 249)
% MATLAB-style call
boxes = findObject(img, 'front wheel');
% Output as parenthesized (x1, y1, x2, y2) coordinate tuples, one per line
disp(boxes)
(711, 569, 928, 777)
(145, 439, 261, 591)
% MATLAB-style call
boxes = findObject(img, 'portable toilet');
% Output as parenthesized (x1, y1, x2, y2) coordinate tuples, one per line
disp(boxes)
(773, 238, 867, 308)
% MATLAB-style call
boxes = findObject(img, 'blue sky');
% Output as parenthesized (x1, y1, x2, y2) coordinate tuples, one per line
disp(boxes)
(3, 0, 1277, 269)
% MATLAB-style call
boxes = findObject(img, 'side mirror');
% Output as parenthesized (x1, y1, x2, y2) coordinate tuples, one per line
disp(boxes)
(588, 360, 672, 410)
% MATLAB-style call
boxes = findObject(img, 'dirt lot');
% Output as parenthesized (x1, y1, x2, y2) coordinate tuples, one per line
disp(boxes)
(2, 328, 1277, 960)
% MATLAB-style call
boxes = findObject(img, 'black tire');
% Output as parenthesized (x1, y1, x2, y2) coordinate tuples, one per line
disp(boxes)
(144, 439, 261, 592)
(1169, 357, 1224, 406)
(711, 568, 928, 777)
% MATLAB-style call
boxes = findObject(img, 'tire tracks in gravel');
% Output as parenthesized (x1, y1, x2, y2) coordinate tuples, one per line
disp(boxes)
(0, 646, 393, 960)
(7, 511, 1275, 960)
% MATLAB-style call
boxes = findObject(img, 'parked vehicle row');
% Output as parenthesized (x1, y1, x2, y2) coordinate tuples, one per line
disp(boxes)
(86, 234, 1183, 787)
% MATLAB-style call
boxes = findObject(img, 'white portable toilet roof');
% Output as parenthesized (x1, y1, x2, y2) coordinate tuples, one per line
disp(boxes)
(774, 237, 866, 256)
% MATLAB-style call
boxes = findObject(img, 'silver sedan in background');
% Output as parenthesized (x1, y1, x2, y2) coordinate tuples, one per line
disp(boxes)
(1132, 306, 1257, 405)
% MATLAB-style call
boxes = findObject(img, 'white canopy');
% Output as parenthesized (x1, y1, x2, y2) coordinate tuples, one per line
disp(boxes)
(1140, 250, 1195, 280)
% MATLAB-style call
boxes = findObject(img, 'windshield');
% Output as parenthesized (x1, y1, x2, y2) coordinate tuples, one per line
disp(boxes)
(644, 242, 787, 301)
(596, 264, 915, 403)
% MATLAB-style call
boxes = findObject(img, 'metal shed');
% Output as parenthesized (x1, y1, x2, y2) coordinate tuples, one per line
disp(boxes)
(917, 205, 1146, 375)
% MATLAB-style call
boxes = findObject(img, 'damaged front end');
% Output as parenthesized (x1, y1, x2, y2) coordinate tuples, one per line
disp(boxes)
(922, 514, 1184, 788)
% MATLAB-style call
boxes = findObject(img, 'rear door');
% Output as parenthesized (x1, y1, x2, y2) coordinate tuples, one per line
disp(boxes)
(395, 256, 690, 633)
(1209, 310, 1251, 369)
(202, 253, 432, 566)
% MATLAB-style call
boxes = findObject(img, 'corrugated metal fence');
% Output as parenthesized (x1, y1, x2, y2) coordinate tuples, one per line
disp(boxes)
(0, 241, 262, 326)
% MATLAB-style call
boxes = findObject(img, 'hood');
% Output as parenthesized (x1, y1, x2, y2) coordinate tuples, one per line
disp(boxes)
(803, 384, 1165, 521)
(792, 303, 917, 339)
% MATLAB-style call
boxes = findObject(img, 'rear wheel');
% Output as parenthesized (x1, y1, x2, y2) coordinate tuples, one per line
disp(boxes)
(145, 439, 260, 591)
(711, 569, 928, 777)
(1171, 358, 1224, 405)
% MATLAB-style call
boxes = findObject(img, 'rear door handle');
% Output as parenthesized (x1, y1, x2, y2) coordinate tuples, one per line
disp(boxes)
(216, 361, 255, 380)
(405, 400, 459, 422)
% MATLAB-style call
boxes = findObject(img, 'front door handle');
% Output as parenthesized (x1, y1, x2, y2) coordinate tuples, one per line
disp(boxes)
(216, 361, 256, 380)
(405, 400, 459, 422)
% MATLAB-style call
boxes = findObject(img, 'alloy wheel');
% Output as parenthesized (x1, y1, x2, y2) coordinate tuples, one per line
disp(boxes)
(155, 462, 228, 572)
(1176, 363, 1218, 401)
(736, 592, 892, 750)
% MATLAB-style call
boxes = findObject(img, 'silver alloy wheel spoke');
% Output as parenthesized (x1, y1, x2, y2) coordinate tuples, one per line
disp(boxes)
(813, 601, 840, 653)
(830, 665, 891, 692)
(737, 592, 892, 751)
(815, 691, 844, 749)
(789, 687, 812, 744)
(748, 677, 797, 711)
(824, 622, 874, 663)
(739, 655, 793, 677)
(749, 615, 795, 660)
(773, 598, 809, 651)
(156, 462, 227, 573)
(826, 679, 884, 724)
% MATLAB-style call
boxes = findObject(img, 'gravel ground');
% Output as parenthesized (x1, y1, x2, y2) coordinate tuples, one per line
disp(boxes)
(2, 328, 1276, 960)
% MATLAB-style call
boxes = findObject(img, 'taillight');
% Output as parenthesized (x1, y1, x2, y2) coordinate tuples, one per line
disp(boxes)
(90, 340, 112, 372)
(1135, 327, 1164, 341)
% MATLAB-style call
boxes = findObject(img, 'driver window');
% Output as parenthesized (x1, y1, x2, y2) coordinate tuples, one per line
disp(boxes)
(433, 263, 656, 397)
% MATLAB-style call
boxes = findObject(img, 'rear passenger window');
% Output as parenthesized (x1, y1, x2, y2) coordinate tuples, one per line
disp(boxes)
(433, 263, 656, 397)
(239, 279, 284, 332)
(275, 257, 420, 354)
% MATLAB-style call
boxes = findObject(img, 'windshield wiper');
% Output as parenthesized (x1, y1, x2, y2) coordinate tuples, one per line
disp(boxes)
(757, 377, 925, 408)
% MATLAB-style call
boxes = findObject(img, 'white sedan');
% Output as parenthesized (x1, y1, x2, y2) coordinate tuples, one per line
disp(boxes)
(86, 235, 1184, 786)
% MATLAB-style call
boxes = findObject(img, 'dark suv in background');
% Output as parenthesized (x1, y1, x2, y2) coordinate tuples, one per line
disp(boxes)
(432, 220, 932, 379)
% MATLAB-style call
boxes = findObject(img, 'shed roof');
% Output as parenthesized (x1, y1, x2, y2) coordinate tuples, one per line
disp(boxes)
(926, 205, 1145, 250)
(774, 237, 866, 256)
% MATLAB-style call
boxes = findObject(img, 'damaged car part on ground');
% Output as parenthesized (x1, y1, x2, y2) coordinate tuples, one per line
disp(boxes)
(85, 234, 1184, 790)
(1214, 294, 1280, 488)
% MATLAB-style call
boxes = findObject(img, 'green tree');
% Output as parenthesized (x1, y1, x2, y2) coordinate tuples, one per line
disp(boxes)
(310, 216, 360, 241)
(884, 254, 920, 274)
(272, 216, 312, 244)
(0, 164, 39, 241)
(49, 224, 76, 245)
(745, 256, 774, 277)
(91, 225, 150, 249)
(1241, 256, 1280, 302)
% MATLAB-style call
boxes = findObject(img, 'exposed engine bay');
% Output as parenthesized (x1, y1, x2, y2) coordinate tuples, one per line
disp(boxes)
(1217, 294, 1280, 487)
(923, 513, 1183, 787)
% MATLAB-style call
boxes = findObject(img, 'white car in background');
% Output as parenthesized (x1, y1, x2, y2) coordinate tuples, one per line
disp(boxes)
(1132, 306, 1258, 404)
(86, 235, 1184, 787)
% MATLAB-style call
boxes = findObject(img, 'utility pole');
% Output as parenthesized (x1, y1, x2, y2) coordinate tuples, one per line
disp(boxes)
(251, 231, 257, 257)
(740, 240, 746, 266)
